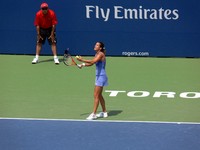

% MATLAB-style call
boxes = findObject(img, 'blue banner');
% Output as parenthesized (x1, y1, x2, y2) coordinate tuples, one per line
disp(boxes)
(0, 0, 199, 57)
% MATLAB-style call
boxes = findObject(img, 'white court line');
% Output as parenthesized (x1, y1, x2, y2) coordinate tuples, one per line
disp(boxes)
(0, 117, 200, 125)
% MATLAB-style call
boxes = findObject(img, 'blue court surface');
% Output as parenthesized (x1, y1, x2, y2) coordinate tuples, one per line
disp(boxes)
(0, 118, 200, 150)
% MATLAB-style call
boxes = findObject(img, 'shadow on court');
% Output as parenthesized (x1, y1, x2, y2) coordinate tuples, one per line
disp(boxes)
(35, 58, 64, 63)
(108, 110, 123, 116)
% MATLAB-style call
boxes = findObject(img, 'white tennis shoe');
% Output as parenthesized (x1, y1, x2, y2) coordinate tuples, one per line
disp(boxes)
(86, 113, 97, 120)
(32, 58, 38, 64)
(96, 112, 108, 118)
(54, 58, 59, 64)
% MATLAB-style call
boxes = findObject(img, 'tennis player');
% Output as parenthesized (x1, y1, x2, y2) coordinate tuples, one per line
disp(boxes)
(76, 42, 108, 120)
(32, 3, 59, 64)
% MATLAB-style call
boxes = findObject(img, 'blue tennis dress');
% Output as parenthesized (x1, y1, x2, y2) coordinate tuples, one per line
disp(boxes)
(95, 60, 108, 87)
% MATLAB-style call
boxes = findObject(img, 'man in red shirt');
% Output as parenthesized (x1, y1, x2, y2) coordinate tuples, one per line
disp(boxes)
(32, 3, 59, 64)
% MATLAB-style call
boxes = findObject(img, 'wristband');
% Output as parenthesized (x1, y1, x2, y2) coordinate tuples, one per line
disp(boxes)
(82, 63, 86, 66)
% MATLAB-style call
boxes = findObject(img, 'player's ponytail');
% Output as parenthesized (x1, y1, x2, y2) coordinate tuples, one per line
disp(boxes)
(99, 42, 106, 54)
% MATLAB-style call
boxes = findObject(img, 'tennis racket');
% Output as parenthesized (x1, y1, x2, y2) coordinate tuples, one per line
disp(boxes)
(63, 49, 78, 66)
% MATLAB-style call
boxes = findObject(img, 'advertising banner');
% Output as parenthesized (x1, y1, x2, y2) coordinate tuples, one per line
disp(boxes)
(0, 0, 199, 57)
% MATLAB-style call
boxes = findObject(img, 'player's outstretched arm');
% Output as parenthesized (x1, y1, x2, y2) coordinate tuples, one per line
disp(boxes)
(76, 52, 103, 66)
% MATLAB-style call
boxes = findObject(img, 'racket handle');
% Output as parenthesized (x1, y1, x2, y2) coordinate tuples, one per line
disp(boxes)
(77, 64, 82, 69)
(77, 63, 85, 69)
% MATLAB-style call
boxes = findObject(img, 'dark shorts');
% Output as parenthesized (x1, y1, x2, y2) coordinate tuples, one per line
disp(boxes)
(95, 75, 108, 87)
(37, 27, 57, 45)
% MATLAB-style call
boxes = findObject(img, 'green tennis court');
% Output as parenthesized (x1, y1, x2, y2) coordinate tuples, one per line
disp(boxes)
(0, 55, 200, 123)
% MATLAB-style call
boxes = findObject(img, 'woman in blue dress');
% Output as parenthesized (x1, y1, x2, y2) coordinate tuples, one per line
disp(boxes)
(76, 42, 108, 120)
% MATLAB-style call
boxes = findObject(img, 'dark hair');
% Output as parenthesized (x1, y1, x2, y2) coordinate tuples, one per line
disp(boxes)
(98, 42, 106, 54)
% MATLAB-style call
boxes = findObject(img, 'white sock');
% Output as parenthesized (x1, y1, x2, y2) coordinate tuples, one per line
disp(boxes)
(54, 56, 58, 59)
(35, 55, 39, 59)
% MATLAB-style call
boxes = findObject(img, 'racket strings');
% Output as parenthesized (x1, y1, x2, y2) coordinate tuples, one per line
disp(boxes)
(63, 54, 76, 66)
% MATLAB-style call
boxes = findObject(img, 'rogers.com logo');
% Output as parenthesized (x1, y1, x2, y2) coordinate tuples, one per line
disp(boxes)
(122, 51, 149, 56)
(105, 90, 200, 99)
